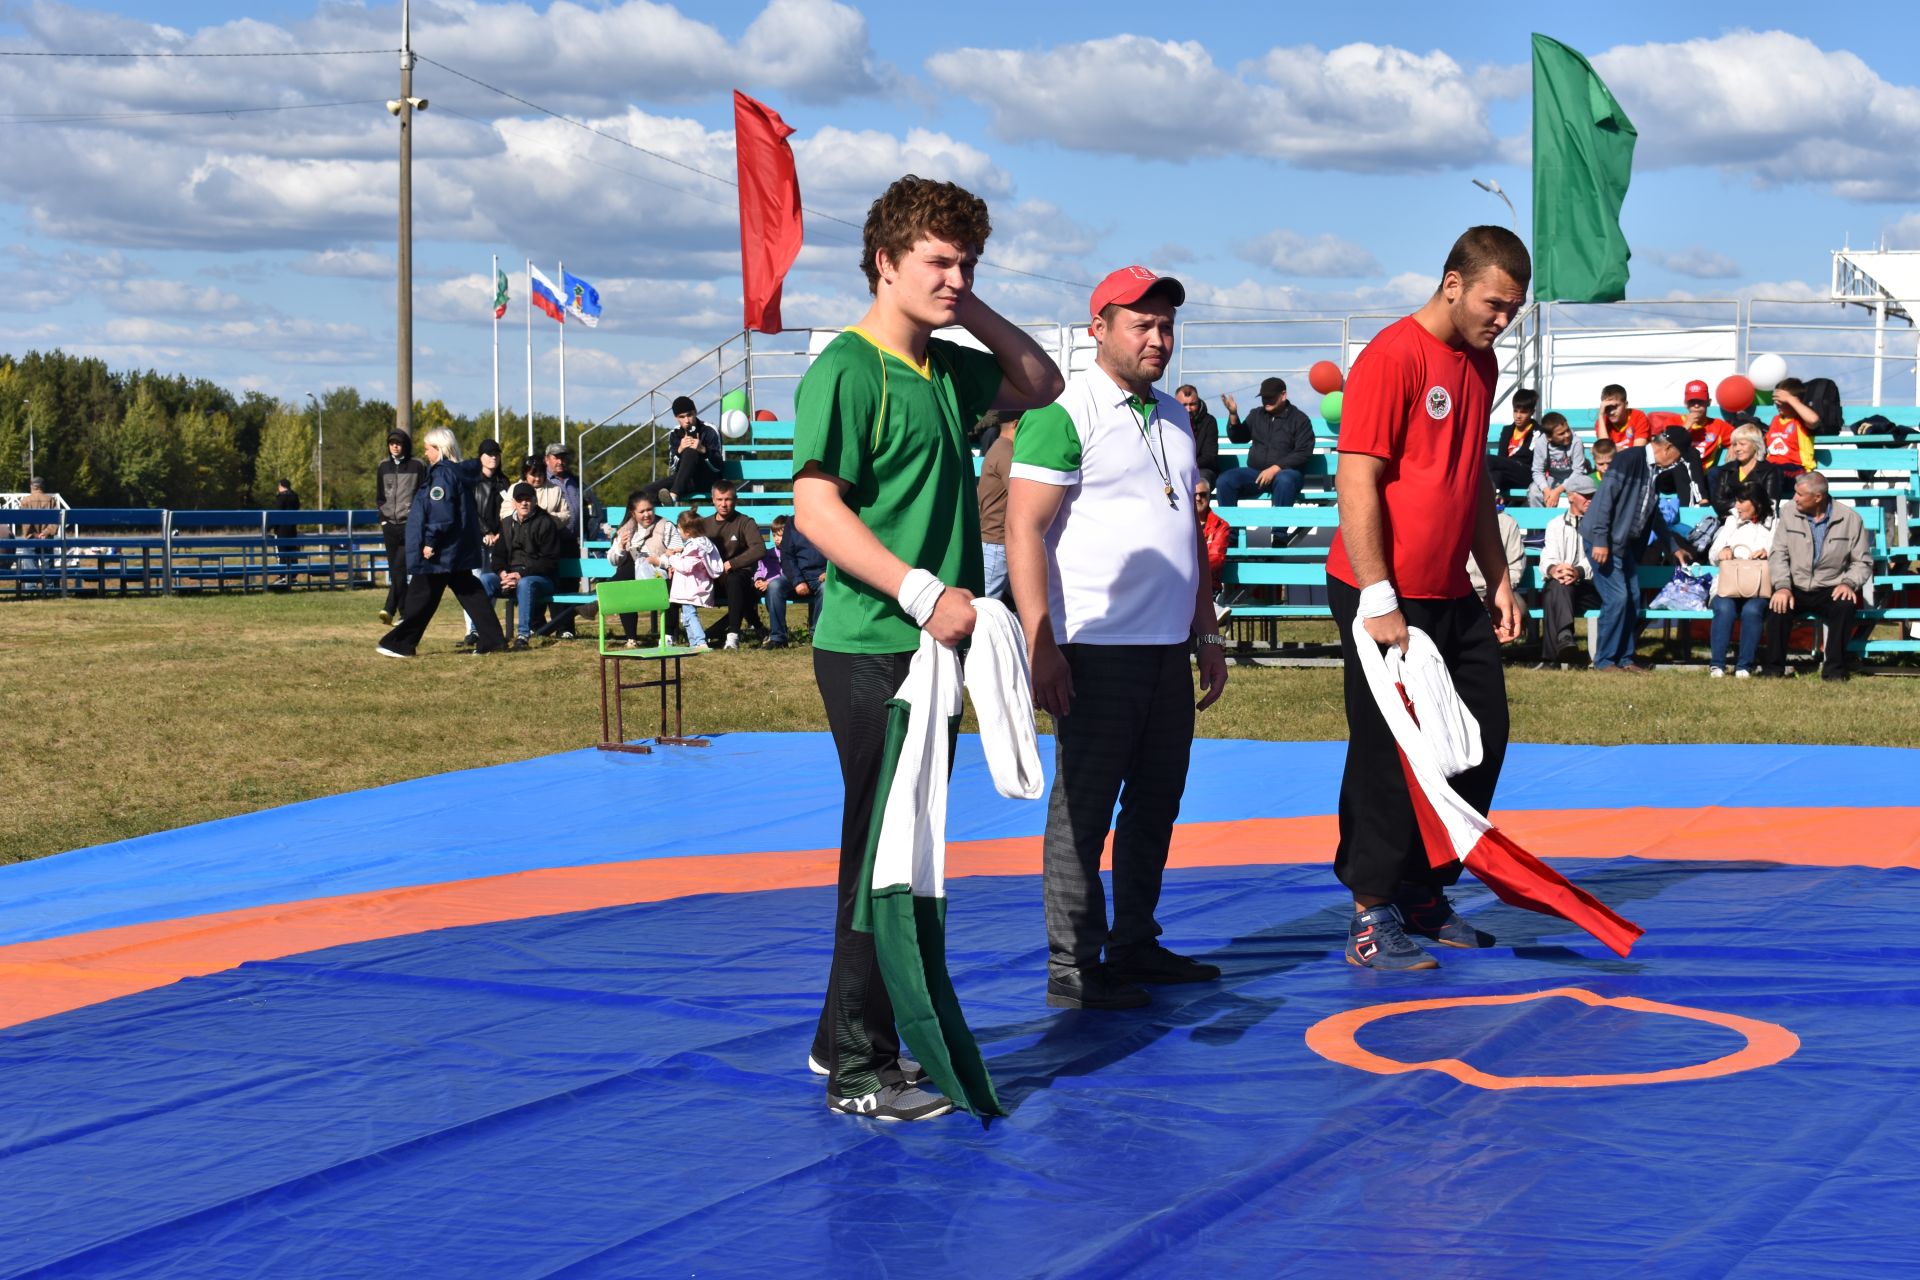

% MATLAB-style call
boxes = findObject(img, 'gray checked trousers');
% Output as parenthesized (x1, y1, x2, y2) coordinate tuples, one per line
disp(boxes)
(1042, 641, 1195, 976)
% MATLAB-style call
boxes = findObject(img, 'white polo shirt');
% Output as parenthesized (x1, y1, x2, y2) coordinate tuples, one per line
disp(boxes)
(1010, 364, 1201, 645)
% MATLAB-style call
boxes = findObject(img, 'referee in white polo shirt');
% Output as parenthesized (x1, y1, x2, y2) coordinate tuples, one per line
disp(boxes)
(1006, 265, 1231, 1010)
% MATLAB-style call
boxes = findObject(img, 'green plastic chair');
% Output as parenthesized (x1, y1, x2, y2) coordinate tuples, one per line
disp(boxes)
(594, 577, 708, 754)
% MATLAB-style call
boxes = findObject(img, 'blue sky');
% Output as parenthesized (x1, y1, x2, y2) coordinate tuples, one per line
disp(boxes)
(3, 0, 1917, 420)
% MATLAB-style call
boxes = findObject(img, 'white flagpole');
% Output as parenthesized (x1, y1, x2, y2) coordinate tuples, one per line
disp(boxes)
(525, 258, 535, 458)
(557, 260, 568, 447)
(491, 253, 501, 437)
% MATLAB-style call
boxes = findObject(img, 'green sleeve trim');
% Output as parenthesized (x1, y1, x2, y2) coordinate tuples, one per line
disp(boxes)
(1010, 402, 1081, 473)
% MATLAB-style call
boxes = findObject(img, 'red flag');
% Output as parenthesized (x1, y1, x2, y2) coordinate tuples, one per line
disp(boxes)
(733, 90, 804, 335)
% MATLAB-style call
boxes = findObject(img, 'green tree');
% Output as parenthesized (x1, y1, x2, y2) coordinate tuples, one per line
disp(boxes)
(255, 403, 316, 506)
(175, 408, 244, 507)
(112, 384, 179, 506)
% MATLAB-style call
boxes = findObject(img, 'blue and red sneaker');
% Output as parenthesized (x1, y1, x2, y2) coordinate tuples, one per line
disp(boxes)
(1393, 886, 1495, 949)
(1345, 905, 1439, 971)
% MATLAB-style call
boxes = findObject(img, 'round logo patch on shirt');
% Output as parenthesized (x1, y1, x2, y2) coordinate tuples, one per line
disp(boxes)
(429, 485, 446, 501)
(1425, 387, 1452, 421)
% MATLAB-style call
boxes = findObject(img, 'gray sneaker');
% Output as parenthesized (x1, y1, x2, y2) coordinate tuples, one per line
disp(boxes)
(1346, 904, 1440, 970)
(827, 1081, 954, 1122)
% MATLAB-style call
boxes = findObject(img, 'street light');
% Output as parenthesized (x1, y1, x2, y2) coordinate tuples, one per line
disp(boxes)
(305, 392, 325, 509)
(1472, 178, 1519, 232)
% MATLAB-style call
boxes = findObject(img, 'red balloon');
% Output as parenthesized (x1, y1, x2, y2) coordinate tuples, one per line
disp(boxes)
(1716, 375, 1756, 415)
(753, 408, 778, 421)
(1308, 360, 1344, 395)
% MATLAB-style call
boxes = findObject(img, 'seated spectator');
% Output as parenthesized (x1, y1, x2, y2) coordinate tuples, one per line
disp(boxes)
(1595, 383, 1653, 447)
(1529, 412, 1590, 507)
(1766, 378, 1821, 480)
(1489, 387, 1539, 497)
(1764, 471, 1871, 681)
(971, 409, 1008, 457)
(1651, 425, 1711, 545)
(1466, 501, 1526, 605)
(649, 396, 726, 504)
(1710, 425, 1783, 518)
(1538, 473, 1600, 665)
(1591, 439, 1616, 482)
(977, 412, 1017, 602)
(1707, 484, 1776, 678)
(1583, 433, 1693, 673)
(664, 510, 726, 648)
(1175, 384, 1221, 481)
(544, 442, 596, 539)
(780, 514, 827, 630)
(1195, 476, 1231, 622)
(1679, 379, 1733, 469)
(502, 454, 572, 528)
(494, 481, 567, 651)
(462, 440, 510, 646)
(607, 490, 683, 647)
(756, 514, 794, 649)
(705, 480, 766, 650)
(1217, 376, 1314, 508)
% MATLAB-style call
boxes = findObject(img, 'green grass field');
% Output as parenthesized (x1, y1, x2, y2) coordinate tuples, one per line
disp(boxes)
(4, 588, 1914, 864)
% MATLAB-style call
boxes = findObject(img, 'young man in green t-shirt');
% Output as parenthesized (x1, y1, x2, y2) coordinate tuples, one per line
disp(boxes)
(792, 174, 1064, 1122)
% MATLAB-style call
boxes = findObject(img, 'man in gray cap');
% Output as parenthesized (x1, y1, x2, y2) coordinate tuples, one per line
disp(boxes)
(1539, 471, 1601, 665)
(543, 441, 589, 538)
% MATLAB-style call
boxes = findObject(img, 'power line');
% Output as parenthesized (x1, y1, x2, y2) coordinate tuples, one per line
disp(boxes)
(0, 99, 386, 125)
(0, 48, 397, 58)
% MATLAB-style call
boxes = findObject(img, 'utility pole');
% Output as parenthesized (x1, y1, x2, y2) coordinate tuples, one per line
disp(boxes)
(390, 0, 426, 440)
(306, 392, 326, 508)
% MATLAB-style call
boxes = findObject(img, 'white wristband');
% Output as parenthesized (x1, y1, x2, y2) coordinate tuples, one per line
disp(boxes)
(897, 568, 946, 628)
(1357, 581, 1399, 619)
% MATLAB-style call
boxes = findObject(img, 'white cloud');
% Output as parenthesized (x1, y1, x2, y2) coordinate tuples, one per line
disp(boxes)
(1884, 214, 1920, 250)
(1234, 229, 1382, 278)
(297, 248, 395, 279)
(927, 36, 1498, 171)
(102, 279, 245, 314)
(1639, 246, 1743, 280)
(1594, 31, 1920, 200)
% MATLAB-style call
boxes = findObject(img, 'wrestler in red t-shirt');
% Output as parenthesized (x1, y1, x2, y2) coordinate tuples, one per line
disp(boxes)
(1326, 315, 1498, 600)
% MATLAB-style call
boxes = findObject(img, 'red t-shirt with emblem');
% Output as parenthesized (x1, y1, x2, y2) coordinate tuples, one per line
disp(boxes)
(1327, 314, 1498, 600)
(1598, 407, 1653, 447)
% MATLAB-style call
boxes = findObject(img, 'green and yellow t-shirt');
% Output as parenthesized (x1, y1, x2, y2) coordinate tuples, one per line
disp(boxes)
(792, 327, 1003, 653)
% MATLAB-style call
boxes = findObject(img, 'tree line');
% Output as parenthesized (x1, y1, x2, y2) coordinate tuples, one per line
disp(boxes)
(0, 350, 673, 511)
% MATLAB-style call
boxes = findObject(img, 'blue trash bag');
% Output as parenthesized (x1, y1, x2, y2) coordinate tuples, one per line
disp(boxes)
(1649, 566, 1711, 611)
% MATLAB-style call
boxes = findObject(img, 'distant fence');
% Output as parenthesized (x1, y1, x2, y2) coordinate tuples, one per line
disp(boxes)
(0, 508, 387, 599)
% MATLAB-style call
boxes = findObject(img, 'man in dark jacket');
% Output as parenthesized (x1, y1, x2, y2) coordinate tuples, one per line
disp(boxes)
(271, 478, 300, 588)
(649, 395, 726, 504)
(375, 427, 428, 624)
(705, 478, 765, 649)
(462, 439, 512, 646)
(1216, 376, 1316, 507)
(493, 481, 569, 650)
(1175, 384, 1221, 480)
(781, 513, 828, 631)
(1582, 435, 1693, 673)
(376, 431, 506, 658)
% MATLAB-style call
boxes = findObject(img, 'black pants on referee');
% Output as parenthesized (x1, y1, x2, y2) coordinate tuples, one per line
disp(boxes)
(1043, 642, 1194, 977)
(378, 571, 507, 656)
(810, 648, 911, 1099)
(1327, 578, 1508, 902)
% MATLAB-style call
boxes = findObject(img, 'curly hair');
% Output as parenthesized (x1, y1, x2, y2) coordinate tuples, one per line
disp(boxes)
(859, 174, 992, 295)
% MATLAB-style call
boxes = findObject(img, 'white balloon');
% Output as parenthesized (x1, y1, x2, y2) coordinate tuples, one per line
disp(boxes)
(1747, 353, 1788, 390)
(720, 408, 750, 440)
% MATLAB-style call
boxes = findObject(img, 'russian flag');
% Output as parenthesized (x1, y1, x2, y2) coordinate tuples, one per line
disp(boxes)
(529, 265, 565, 324)
(1356, 623, 1644, 957)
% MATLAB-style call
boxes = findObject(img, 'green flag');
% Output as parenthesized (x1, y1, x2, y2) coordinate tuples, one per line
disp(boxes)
(492, 266, 509, 319)
(1531, 33, 1637, 302)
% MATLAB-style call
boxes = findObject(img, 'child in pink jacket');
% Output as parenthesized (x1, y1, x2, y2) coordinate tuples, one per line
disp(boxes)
(664, 509, 724, 648)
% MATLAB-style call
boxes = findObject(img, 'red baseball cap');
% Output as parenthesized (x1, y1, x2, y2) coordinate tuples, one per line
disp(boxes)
(1089, 265, 1185, 321)
(1684, 379, 1710, 402)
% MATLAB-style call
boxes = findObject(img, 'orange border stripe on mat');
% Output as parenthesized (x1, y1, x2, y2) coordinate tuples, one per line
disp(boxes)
(1, 805, 1916, 1034)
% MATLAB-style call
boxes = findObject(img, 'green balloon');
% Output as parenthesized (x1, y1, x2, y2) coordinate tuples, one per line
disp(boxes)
(1320, 390, 1343, 424)
(1754, 388, 1773, 407)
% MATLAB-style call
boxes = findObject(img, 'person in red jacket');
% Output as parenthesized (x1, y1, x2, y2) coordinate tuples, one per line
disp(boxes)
(1680, 378, 1733, 467)
(1767, 378, 1821, 479)
(1195, 475, 1231, 620)
(1595, 383, 1653, 447)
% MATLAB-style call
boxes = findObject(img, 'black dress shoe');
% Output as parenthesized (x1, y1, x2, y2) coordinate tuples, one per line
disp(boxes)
(1046, 965, 1149, 1010)
(1106, 944, 1222, 985)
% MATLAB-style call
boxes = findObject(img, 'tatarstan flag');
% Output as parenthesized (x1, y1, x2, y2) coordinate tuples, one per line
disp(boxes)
(492, 266, 509, 319)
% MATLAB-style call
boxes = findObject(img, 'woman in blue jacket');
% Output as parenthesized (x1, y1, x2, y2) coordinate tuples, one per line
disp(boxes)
(376, 428, 508, 658)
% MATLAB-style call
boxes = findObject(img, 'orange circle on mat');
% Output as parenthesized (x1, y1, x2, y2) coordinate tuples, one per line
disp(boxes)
(1304, 986, 1799, 1090)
